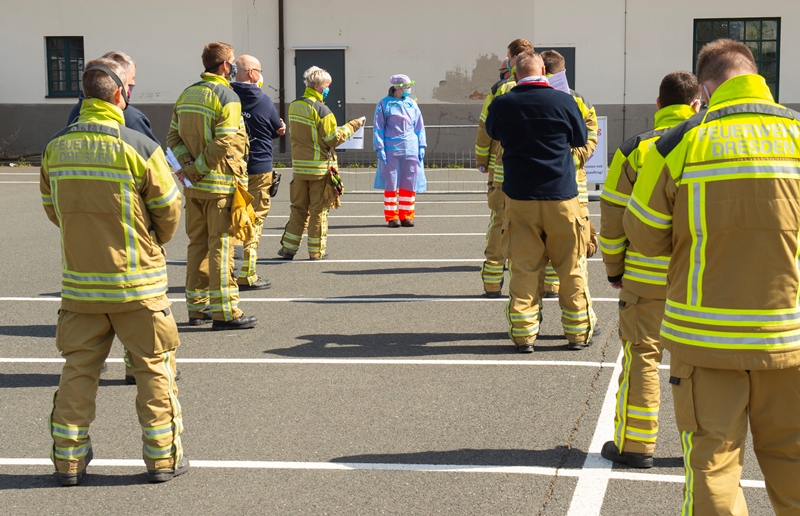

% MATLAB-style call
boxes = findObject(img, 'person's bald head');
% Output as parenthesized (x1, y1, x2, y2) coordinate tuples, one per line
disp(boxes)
(514, 50, 545, 79)
(235, 54, 262, 84)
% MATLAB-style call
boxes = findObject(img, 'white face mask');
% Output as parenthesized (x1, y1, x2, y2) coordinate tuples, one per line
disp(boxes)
(257, 73, 264, 89)
(702, 84, 711, 103)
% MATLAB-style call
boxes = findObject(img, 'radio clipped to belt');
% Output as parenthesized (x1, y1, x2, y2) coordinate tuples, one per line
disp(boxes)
(268, 171, 281, 197)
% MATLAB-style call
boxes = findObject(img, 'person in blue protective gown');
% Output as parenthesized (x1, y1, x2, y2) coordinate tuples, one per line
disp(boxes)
(373, 74, 427, 227)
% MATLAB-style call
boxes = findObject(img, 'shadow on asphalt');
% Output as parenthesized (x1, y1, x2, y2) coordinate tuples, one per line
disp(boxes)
(331, 447, 586, 468)
(266, 332, 574, 358)
(0, 325, 55, 338)
(323, 265, 479, 276)
(0, 472, 150, 490)
(0, 374, 130, 389)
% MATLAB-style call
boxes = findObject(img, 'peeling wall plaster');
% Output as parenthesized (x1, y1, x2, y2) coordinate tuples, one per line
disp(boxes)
(432, 54, 502, 103)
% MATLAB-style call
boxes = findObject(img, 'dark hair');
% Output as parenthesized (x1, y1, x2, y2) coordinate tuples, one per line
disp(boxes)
(659, 71, 700, 107)
(540, 50, 565, 74)
(696, 38, 757, 84)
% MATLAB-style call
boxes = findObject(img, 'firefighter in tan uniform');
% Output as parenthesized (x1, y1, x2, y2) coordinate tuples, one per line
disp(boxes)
(41, 58, 187, 485)
(277, 66, 365, 260)
(486, 51, 593, 353)
(474, 39, 533, 296)
(167, 42, 257, 330)
(598, 72, 701, 469)
(539, 50, 599, 300)
(625, 39, 800, 514)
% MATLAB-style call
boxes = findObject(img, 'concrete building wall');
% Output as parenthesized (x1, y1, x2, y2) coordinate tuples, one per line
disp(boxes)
(1, 0, 797, 161)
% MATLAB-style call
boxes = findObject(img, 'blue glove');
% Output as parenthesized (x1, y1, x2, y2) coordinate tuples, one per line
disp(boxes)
(419, 147, 426, 161)
(379, 149, 387, 163)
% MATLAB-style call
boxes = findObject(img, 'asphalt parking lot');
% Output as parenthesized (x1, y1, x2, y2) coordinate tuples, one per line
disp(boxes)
(0, 167, 773, 515)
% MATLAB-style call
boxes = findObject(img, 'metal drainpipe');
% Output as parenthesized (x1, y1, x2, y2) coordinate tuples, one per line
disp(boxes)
(622, 0, 628, 141)
(278, 0, 286, 153)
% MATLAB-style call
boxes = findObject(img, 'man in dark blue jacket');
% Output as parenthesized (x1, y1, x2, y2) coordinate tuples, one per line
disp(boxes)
(486, 50, 595, 353)
(231, 55, 286, 290)
(67, 51, 159, 145)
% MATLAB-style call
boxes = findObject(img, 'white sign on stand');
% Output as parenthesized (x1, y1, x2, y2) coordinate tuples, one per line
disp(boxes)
(337, 126, 365, 150)
(585, 116, 608, 185)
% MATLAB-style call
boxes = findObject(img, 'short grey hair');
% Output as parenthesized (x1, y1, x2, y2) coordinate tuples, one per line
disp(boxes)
(303, 66, 331, 87)
(101, 51, 136, 74)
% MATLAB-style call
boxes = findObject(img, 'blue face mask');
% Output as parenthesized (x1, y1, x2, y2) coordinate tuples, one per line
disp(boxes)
(401, 88, 411, 98)
(322, 87, 330, 99)
(229, 61, 237, 80)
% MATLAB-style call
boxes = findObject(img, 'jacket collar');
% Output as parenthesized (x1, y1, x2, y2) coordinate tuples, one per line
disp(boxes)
(708, 74, 774, 108)
(200, 72, 231, 87)
(78, 97, 125, 126)
(304, 87, 324, 102)
(654, 104, 697, 130)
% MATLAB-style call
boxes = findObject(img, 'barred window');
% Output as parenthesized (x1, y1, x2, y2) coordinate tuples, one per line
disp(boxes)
(693, 18, 780, 101)
(46, 36, 84, 97)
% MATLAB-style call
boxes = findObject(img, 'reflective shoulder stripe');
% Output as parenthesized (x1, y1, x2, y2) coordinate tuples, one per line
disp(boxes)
(655, 111, 706, 157)
(703, 102, 799, 123)
(65, 123, 120, 139)
(618, 128, 670, 157)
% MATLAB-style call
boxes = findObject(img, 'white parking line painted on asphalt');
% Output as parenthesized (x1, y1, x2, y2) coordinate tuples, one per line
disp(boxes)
(0, 357, 620, 367)
(0, 457, 766, 487)
(0, 296, 620, 303)
(568, 350, 623, 515)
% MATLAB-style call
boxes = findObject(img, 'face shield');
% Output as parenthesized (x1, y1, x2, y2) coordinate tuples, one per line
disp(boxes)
(392, 79, 416, 101)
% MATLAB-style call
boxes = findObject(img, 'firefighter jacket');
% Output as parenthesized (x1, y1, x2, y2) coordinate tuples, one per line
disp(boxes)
(475, 78, 515, 184)
(166, 73, 249, 199)
(600, 104, 697, 300)
(40, 98, 182, 314)
(623, 74, 800, 370)
(288, 87, 364, 177)
(571, 90, 598, 205)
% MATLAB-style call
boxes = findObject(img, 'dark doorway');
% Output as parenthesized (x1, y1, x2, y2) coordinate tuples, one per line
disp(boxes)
(537, 47, 576, 90)
(295, 49, 346, 122)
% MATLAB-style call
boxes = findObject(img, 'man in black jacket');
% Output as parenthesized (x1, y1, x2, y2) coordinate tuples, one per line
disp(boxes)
(67, 51, 159, 145)
(486, 50, 595, 353)
(231, 55, 286, 290)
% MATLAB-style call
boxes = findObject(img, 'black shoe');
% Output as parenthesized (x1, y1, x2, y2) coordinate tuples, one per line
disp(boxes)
(56, 448, 93, 487)
(239, 278, 272, 290)
(400, 219, 415, 227)
(212, 315, 258, 331)
(189, 309, 213, 326)
(388, 219, 400, 228)
(147, 457, 190, 483)
(484, 290, 502, 298)
(544, 291, 559, 299)
(126, 369, 181, 385)
(568, 341, 589, 350)
(516, 344, 534, 353)
(601, 441, 654, 469)
(277, 249, 295, 260)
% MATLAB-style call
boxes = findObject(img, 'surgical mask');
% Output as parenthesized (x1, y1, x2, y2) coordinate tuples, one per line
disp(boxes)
(322, 87, 329, 99)
(702, 84, 711, 104)
(401, 88, 411, 98)
(229, 61, 238, 80)
(257, 73, 264, 89)
(127, 84, 134, 100)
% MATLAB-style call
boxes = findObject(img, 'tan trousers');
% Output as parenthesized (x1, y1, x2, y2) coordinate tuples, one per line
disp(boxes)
(671, 358, 800, 515)
(613, 293, 665, 454)
(50, 304, 184, 473)
(185, 196, 242, 322)
(238, 172, 273, 286)
(503, 197, 593, 345)
(539, 206, 594, 295)
(481, 183, 507, 293)
(280, 174, 328, 259)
